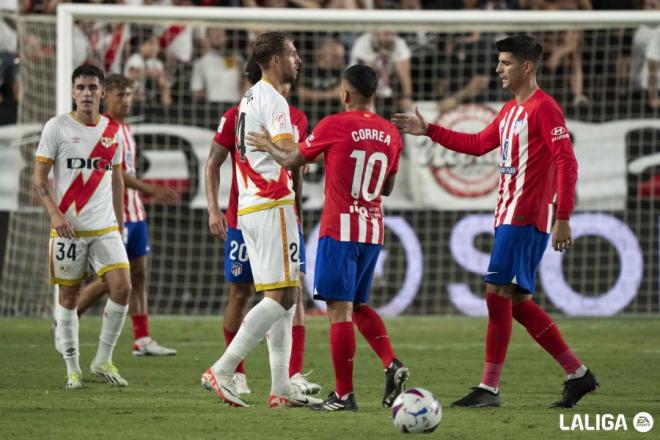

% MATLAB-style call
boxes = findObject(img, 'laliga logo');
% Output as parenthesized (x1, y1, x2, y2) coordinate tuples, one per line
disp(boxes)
(66, 158, 113, 170)
(559, 412, 653, 433)
(416, 104, 500, 198)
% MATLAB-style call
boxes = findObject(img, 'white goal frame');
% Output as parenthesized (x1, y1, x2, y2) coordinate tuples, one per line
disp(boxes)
(56, 4, 660, 115)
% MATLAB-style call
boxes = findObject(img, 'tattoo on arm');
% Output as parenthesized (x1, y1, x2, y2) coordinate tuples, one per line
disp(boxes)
(36, 183, 50, 198)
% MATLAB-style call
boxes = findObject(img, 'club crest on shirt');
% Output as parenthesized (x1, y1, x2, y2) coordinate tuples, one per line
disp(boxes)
(513, 119, 525, 134)
(231, 262, 242, 276)
(273, 112, 287, 129)
(100, 136, 117, 148)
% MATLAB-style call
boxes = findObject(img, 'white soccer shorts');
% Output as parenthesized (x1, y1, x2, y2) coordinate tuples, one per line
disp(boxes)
(49, 228, 130, 286)
(238, 205, 300, 291)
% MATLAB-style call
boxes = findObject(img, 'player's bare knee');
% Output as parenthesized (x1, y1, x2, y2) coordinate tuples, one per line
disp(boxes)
(58, 285, 81, 309)
(229, 283, 253, 306)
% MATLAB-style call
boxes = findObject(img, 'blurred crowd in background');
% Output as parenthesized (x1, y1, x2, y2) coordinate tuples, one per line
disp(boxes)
(0, 0, 658, 128)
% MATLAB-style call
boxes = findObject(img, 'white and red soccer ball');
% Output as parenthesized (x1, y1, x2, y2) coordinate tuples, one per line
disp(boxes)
(391, 388, 442, 434)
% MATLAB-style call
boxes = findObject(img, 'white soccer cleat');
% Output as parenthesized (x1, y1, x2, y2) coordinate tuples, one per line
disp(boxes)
(132, 337, 177, 356)
(269, 386, 324, 408)
(90, 361, 128, 387)
(201, 368, 249, 407)
(52, 321, 62, 355)
(66, 371, 83, 389)
(290, 371, 321, 395)
(232, 372, 251, 395)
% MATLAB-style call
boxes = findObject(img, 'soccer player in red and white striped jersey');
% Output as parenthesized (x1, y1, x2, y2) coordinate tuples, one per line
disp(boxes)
(247, 64, 408, 412)
(393, 35, 598, 409)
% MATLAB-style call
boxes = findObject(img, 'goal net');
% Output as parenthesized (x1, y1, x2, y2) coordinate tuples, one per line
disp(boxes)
(1, 6, 659, 317)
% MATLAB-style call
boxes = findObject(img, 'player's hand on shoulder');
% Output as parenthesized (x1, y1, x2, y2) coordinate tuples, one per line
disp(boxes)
(208, 208, 228, 241)
(153, 186, 179, 204)
(552, 219, 572, 252)
(51, 212, 75, 239)
(391, 107, 428, 136)
(246, 125, 273, 152)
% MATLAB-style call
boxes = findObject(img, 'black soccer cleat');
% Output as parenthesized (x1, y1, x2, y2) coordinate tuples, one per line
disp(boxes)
(551, 369, 599, 408)
(451, 387, 501, 408)
(311, 391, 358, 412)
(382, 358, 409, 407)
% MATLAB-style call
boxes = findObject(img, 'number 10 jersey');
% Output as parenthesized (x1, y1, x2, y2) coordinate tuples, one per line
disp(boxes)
(299, 110, 403, 245)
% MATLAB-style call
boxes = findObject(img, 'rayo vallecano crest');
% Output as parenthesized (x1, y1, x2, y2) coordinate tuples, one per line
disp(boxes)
(101, 136, 117, 148)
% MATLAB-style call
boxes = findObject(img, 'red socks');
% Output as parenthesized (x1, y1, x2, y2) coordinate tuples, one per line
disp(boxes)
(330, 321, 355, 396)
(352, 305, 395, 369)
(131, 314, 149, 340)
(480, 293, 512, 388)
(289, 325, 305, 377)
(223, 326, 245, 374)
(513, 299, 582, 374)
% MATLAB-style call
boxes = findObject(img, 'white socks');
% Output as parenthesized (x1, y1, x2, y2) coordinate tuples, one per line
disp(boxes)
(267, 305, 295, 396)
(567, 364, 588, 380)
(478, 383, 499, 394)
(55, 303, 80, 374)
(93, 299, 128, 365)
(213, 297, 287, 377)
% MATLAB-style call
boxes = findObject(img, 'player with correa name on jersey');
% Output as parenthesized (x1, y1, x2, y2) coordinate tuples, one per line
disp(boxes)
(33, 64, 132, 389)
(201, 31, 322, 409)
(393, 34, 598, 409)
(205, 58, 320, 397)
(247, 64, 409, 412)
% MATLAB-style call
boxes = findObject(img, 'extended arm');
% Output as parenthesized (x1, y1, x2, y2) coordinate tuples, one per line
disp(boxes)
(122, 171, 178, 203)
(205, 141, 230, 240)
(392, 107, 500, 157)
(246, 130, 307, 170)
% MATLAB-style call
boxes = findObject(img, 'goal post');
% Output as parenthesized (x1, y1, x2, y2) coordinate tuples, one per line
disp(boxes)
(1, 6, 659, 317)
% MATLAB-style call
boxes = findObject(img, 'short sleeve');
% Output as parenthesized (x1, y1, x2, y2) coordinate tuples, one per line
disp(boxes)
(190, 58, 203, 92)
(646, 28, 660, 62)
(267, 95, 294, 144)
(35, 118, 60, 165)
(298, 116, 335, 161)
(393, 37, 411, 62)
(213, 107, 237, 150)
(112, 130, 123, 167)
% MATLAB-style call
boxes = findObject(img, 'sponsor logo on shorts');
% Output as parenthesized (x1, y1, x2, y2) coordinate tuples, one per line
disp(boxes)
(231, 262, 242, 277)
(59, 264, 72, 275)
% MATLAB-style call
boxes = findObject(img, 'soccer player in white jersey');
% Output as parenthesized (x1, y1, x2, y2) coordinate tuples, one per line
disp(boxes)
(74, 74, 178, 357)
(201, 32, 322, 408)
(33, 64, 132, 389)
(394, 35, 597, 409)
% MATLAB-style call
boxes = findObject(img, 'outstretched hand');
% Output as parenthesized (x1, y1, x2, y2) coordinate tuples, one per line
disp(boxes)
(391, 107, 429, 135)
(246, 125, 274, 153)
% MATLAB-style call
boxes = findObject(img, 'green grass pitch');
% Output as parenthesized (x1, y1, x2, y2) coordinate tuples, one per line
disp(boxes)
(1, 316, 658, 439)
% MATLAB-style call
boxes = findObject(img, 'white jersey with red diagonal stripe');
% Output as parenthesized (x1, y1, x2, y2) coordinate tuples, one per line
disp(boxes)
(235, 80, 295, 216)
(35, 113, 124, 233)
(117, 121, 146, 222)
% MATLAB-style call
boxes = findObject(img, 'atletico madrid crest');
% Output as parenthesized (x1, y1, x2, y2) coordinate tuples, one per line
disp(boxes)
(231, 262, 242, 276)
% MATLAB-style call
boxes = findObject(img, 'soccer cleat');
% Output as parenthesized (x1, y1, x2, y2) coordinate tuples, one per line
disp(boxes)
(290, 371, 321, 395)
(90, 361, 128, 387)
(132, 337, 177, 356)
(311, 391, 358, 412)
(201, 368, 249, 407)
(269, 386, 324, 408)
(232, 372, 251, 395)
(551, 369, 599, 408)
(66, 371, 83, 389)
(52, 321, 62, 355)
(382, 358, 409, 407)
(451, 387, 501, 408)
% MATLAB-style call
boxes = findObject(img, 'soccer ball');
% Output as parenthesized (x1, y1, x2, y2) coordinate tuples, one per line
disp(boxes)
(391, 388, 442, 434)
